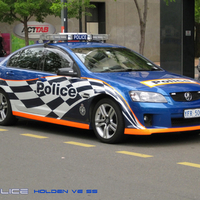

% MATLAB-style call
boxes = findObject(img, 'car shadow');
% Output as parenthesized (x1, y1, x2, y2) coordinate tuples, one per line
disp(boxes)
(15, 119, 200, 146)
(123, 132, 200, 147)
(15, 119, 97, 141)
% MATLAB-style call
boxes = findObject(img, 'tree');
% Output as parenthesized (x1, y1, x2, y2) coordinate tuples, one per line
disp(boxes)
(51, 0, 94, 20)
(51, 0, 95, 32)
(164, 0, 176, 6)
(133, 0, 147, 55)
(133, 0, 175, 55)
(0, 0, 94, 46)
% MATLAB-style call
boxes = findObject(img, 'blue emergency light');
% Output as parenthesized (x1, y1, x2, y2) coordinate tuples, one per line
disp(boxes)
(39, 33, 108, 43)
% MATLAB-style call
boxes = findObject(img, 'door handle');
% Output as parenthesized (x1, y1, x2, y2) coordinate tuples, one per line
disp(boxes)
(6, 71, 14, 76)
(37, 75, 47, 82)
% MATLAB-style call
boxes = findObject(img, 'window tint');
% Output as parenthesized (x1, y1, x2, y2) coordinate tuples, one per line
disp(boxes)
(73, 47, 161, 73)
(8, 47, 44, 70)
(7, 52, 21, 67)
(18, 47, 44, 70)
(44, 48, 72, 73)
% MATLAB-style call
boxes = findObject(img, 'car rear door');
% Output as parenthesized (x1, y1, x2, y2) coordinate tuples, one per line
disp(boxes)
(1, 45, 55, 115)
(1, 45, 84, 123)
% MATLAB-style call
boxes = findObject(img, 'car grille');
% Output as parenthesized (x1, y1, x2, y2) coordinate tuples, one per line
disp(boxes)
(172, 117, 200, 127)
(170, 91, 200, 102)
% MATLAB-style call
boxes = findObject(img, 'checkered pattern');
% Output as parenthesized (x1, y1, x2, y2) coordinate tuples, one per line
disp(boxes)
(0, 76, 143, 129)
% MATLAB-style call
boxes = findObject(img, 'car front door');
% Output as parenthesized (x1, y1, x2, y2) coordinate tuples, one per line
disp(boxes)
(34, 47, 82, 120)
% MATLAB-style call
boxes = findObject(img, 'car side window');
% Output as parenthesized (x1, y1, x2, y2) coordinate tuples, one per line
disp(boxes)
(44, 48, 73, 73)
(18, 47, 44, 70)
(8, 47, 44, 70)
(7, 52, 21, 67)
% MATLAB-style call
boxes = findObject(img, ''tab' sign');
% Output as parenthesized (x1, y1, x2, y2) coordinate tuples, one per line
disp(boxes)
(14, 21, 56, 39)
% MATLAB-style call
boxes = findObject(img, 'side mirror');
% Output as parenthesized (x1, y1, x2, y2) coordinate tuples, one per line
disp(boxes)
(57, 68, 78, 77)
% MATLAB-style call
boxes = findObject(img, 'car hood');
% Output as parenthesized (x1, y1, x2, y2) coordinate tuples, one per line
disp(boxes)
(90, 70, 200, 95)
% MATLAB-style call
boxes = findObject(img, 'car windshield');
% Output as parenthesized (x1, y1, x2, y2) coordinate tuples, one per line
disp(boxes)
(72, 47, 161, 73)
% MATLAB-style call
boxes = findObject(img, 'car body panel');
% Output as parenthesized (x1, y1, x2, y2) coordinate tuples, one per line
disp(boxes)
(0, 41, 200, 137)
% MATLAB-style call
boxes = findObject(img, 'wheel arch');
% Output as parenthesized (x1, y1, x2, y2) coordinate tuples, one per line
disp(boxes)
(0, 87, 17, 125)
(0, 86, 13, 105)
(89, 94, 125, 129)
(0, 86, 18, 117)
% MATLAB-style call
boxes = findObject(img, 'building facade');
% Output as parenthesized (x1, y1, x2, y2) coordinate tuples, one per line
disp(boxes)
(0, 0, 160, 61)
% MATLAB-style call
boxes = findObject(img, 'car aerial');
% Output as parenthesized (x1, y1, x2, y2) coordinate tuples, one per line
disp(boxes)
(0, 33, 200, 143)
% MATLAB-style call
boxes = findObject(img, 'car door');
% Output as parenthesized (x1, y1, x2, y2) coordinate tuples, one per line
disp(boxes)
(2, 44, 87, 124)
(1, 45, 56, 115)
(4, 46, 49, 80)
(36, 47, 83, 121)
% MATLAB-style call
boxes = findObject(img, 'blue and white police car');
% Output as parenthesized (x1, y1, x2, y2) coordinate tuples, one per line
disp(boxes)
(0, 33, 200, 143)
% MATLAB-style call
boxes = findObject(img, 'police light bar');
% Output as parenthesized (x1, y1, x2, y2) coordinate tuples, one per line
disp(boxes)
(39, 33, 108, 43)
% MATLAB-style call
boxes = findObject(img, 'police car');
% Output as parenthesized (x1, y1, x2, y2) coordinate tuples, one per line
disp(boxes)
(0, 33, 200, 143)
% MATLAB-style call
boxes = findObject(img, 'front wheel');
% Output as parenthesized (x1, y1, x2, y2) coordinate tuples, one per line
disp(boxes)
(92, 98, 124, 143)
(0, 90, 17, 125)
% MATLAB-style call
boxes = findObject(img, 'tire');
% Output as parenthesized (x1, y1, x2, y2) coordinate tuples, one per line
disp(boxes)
(92, 98, 124, 143)
(0, 89, 17, 126)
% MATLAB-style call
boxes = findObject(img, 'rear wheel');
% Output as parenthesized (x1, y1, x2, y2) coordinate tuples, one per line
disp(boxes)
(92, 98, 124, 143)
(0, 90, 17, 125)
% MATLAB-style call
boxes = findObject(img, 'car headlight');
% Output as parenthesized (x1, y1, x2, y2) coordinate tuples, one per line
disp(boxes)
(129, 91, 167, 103)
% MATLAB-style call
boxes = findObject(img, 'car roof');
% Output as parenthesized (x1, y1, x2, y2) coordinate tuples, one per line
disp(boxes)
(48, 42, 125, 49)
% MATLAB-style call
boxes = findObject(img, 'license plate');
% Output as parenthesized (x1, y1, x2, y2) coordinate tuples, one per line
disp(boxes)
(184, 108, 200, 118)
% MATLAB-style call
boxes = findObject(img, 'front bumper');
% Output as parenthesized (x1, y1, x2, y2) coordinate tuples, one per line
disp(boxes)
(125, 98, 200, 135)
(124, 125, 200, 135)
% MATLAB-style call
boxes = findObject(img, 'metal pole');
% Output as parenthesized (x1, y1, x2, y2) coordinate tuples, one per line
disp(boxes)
(61, 0, 68, 33)
(79, 0, 82, 32)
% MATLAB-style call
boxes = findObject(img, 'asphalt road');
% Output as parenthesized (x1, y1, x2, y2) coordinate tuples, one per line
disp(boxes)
(0, 119, 200, 200)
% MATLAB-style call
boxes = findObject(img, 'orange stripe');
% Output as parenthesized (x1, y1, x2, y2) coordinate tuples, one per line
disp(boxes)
(124, 125, 200, 135)
(0, 77, 38, 82)
(13, 111, 89, 129)
(0, 75, 58, 82)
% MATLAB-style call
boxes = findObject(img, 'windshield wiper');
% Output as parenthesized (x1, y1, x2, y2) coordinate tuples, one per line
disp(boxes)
(150, 68, 161, 71)
(115, 69, 134, 72)
(101, 68, 133, 73)
(100, 68, 161, 73)
(131, 68, 161, 71)
(131, 69, 150, 71)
